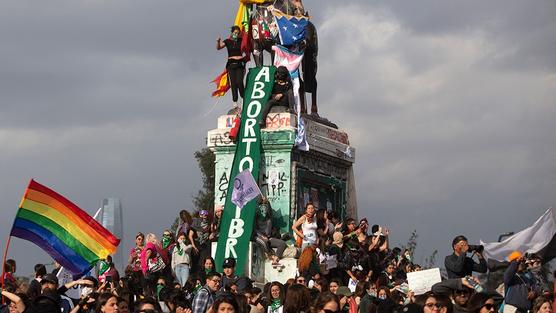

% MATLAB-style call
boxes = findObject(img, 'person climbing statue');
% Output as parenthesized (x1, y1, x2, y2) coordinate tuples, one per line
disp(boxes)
(259, 66, 295, 128)
(217, 26, 246, 112)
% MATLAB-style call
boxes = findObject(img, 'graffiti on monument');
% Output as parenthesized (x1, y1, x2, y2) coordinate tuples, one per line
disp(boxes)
(217, 171, 229, 202)
(260, 152, 291, 230)
(209, 131, 234, 146)
(265, 113, 291, 129)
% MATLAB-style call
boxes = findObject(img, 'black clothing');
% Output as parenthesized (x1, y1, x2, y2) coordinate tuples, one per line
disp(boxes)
(504, 261, 540, 311)
(260, 80, 294, 127)
(444, 253, 487, 278)
(224, 38, 242, 58)
(302, 21, 318, 93)
(226, 59, 245, 102)
(253, 38, 275, 67)
(431, 278, 467, 295)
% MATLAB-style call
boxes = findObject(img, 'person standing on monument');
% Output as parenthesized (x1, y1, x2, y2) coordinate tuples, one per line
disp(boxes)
(292, 202, 318, 250)
(217, 26, 246, 111)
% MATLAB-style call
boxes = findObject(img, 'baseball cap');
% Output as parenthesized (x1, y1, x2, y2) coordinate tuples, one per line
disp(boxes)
(223, 257, 236, 268)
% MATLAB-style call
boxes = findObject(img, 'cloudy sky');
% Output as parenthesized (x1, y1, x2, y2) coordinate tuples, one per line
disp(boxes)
(1, 0, 555, 276)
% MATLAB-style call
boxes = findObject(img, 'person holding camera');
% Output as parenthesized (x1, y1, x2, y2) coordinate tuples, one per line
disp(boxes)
(445, 235, 487, 279)
(503, 251, 541, 313)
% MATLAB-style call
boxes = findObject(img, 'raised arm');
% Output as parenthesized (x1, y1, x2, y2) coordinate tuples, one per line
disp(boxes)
(1, 290, 25, 313)
(216, 38, 226, 50)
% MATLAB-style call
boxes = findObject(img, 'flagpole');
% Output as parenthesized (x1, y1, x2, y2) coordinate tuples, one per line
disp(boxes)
(1, 234, 13, 304)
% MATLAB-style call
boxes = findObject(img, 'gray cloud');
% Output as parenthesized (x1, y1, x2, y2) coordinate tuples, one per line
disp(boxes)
(1, 1, 555, 275)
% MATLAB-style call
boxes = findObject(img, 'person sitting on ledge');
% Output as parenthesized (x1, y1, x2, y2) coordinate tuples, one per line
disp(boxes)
(259, 66, 295, 128)
(253, 196, 287, 265)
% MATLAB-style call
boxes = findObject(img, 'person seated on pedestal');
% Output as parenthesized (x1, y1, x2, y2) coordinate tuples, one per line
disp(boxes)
(260, 66, 295, 128)
(253, 196, 287, 265)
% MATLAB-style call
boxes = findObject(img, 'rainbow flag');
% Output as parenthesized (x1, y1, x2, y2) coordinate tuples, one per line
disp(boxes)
(10, 179, 120, 275)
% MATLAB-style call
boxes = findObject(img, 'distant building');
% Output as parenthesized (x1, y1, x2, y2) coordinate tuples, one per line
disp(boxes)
(95, 198, 124, 272)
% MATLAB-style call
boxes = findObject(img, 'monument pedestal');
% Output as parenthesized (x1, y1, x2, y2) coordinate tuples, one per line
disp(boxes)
(207, 108, 356, 282)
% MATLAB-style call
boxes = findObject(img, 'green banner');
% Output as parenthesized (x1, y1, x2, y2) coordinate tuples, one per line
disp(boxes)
(215, 66, 276, 274)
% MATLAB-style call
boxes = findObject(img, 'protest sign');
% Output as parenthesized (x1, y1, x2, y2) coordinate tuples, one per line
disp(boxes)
(407, 267, 442, 295)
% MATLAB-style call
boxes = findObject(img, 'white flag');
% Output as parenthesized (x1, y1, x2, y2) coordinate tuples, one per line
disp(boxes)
(480, 208, 556, 262)
(231, 170, 262, 209)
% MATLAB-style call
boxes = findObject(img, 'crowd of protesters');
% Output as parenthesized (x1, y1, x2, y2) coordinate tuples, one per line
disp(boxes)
(1, 203, 555, 313)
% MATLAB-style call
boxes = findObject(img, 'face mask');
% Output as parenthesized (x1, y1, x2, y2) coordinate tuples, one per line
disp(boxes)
(232, 33, 238, 40)
(81, 287, 93, 298)
(156, 284, 164, 298)
(378, 295, 387, 300)
(368, 290, 377, 297)
(259, 204, 269, 218)
(161, 237, 171, 248)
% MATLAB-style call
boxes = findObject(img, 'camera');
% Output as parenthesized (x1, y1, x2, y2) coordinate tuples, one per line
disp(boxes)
(468, 245, 484, 253)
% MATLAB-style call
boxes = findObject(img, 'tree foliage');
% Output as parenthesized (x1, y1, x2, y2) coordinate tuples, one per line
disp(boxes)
(192, 148, 216, 213)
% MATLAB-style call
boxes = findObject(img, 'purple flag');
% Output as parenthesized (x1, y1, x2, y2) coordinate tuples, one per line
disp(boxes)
(231, 170, 262, 209)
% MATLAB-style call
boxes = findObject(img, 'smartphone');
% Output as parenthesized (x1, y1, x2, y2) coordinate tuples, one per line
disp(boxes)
(105, 276, 113, 283)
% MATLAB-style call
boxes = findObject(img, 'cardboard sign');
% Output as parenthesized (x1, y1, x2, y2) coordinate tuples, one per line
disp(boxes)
(57, 267, 81, 299)
(407, 268, 442, 295)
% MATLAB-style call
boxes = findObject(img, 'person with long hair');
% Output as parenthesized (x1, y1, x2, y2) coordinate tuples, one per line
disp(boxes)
(176, 210, 193, 240)
(311, 292, 339, 313)
(141, 233, 167, 297)
(283, 284, 311, 313)
(199, 257, 216, 284)
(298, 245, 320, 281)
(96, 293, 119, 313)
(292, 203, 318, 250)
(172, 232, 193, 287)
(266, 282, 285, 313)
(532, 296, 553, 313)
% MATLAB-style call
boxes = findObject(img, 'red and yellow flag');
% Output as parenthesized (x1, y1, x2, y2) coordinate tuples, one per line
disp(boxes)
(211, 69, 230, 97)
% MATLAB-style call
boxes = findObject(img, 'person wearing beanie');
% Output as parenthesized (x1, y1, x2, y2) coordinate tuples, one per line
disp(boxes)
(503, 252, 541, 313)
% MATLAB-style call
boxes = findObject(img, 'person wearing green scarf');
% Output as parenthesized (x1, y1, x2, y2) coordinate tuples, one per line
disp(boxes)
(266, 282, 285, 313)
(171, 232, 193, 287)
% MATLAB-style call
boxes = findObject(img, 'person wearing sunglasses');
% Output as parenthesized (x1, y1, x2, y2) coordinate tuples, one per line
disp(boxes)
(466, 293, 496, 313)
(415, 293, 445, 313)
(432, 277, 480, 313)
(312, 292, 340, 313)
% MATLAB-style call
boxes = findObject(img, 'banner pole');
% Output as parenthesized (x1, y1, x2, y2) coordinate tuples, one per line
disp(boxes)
(1, 234, 13, 304)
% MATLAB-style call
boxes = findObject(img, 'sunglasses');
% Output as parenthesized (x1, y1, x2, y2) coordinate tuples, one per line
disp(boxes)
(425, 303, 442, 309)
(163, 233, 171, 237)
(297, 279, 306, 283)
(324, 310, 339, 313)
(482, 304, 495, 311)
